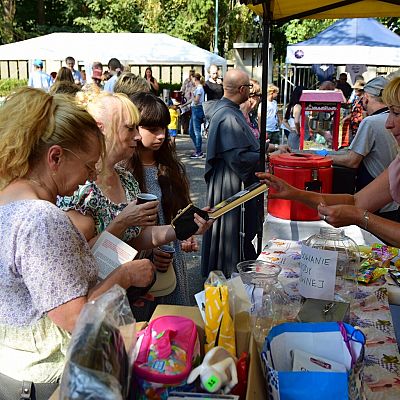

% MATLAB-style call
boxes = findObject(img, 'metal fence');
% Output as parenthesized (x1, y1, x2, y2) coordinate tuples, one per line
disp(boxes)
(273, 64, 399, 104)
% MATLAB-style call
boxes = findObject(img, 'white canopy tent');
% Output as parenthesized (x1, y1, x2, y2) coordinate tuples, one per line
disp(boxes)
(0, 32, 227, 79)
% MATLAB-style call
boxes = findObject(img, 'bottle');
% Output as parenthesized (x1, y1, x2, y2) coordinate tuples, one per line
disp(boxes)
(236, 260, 295, 350)
(304, 227, 359, 303)
(187, 346, 238, 394)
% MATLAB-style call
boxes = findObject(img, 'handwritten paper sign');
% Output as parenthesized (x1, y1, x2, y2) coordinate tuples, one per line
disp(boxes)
(299, 244, 338, 300)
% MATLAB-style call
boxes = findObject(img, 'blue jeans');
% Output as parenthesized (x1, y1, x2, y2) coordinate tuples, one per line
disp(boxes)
(189, 105, 204, 154)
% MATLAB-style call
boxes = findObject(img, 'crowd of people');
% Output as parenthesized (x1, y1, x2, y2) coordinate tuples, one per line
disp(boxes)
(4, 54, 400, 398)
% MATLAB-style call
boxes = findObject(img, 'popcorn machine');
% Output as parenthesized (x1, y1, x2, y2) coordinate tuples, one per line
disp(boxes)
(299, 90, 345, 151)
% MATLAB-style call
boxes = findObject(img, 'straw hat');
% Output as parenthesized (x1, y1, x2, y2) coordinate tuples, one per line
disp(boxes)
(353, 80, 365, 90)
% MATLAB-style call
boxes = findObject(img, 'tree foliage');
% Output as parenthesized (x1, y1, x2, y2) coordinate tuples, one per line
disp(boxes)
(0, 0, 399, 62)
(0, 0, 259, 56)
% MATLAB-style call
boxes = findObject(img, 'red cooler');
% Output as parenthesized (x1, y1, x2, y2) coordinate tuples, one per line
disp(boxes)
(268, 153, 333, 221)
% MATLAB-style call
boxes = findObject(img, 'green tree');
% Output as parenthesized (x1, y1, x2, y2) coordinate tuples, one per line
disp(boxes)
(0, 0, 16, 43)
(73, 0, 141, 32)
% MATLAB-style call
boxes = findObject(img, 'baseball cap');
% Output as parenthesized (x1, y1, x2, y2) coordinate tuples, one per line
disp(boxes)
(364, 76, 388, 97)
(33, 59, 43, 67)
(92, 69, 103, 80)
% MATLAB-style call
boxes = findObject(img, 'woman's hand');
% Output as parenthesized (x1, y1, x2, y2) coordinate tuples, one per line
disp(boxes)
(318, 203, 364, 228)
(181, 236, 199, 252)
(152, 247, 173, 272)
(276, 144, 291, 153)
(118, 200, 159, 227)
(255, 172, 297, 200)
(123, 259, 155, 287)
(194, 207, 214, 235)
(131, 293, 154, 308)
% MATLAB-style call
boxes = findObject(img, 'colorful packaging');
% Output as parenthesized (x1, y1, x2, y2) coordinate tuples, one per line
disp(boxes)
(133, 315, 201, 399)
(357, 244, 398, 284)
(204, 271, 236, 357)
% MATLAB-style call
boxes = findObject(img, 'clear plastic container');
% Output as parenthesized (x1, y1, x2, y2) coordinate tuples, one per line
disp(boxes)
(304, 227, 359, 302)
(236, 260, 297, 350)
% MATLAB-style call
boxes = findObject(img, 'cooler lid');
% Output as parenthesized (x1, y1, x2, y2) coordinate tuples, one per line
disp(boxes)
(269, 153, 332, 168)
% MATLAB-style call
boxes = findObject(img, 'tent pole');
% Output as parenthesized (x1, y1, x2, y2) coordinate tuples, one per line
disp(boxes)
(282, 63, 289, 143)
(256, 11, 271, 255)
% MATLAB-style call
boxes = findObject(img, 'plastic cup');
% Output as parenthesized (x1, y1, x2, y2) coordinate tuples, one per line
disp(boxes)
(136, 193, 157, 204)
(157, 244, 176, 255)
(156, 245, 175, 274)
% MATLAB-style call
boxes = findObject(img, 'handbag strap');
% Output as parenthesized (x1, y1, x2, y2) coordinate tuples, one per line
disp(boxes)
(0, 372, 59, 400)
(338, 322, 365, 368)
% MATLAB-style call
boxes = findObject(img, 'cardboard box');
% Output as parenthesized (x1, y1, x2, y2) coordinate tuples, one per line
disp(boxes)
(150, 305, 266, 400)
(51, 308, 267, 400)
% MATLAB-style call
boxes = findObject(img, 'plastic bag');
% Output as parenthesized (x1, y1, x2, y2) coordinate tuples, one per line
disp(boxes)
(204, 271, 236, 356)
(60, 285, 136, 400)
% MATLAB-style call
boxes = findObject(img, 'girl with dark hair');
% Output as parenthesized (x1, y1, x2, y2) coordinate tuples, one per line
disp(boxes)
(144, 67, 159, 95)
(125, 92, 197, 309)
(283, 85, 306, 149)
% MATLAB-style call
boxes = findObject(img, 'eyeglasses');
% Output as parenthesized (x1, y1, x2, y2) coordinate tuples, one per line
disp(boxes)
(62, 148, 100, 179)
(249, 93, 261, 98)
(239, 84, 254, 90)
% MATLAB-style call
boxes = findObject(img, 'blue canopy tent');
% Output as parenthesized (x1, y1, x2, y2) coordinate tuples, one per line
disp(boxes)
(284, 18, 400, 119)
(286, 18, 400, 66)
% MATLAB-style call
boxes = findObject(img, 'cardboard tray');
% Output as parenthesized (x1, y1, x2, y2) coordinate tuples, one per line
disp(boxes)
(150, 305, 266, 400)
(51, 307, 266, 399)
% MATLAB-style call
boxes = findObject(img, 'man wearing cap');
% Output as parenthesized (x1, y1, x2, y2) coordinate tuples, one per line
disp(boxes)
(28, 59, 53, 92)
(329, 76, 399, 221)
(91, 69, 103, 89)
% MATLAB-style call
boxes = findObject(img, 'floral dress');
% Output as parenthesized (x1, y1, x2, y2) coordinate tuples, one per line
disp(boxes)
(57, 165, 142, 242)
(349, 96, 364, 142)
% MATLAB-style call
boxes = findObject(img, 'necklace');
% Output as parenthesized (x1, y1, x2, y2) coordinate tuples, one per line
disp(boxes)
(26, 178, 54, 202)
(142, 161, 157, 167)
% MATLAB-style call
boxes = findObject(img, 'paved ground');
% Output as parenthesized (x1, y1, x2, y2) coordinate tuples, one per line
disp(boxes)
(174, 134, 209, 305)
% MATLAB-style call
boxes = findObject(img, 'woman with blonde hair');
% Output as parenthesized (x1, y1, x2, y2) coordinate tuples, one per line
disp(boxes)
(257, 77, 400, 247)
(259, 83, 281, 144)
(241, 79, 262, 139)
(58, 92, 212, 303)
(0, 88, 154, 397)
(114, 72, 150, 97)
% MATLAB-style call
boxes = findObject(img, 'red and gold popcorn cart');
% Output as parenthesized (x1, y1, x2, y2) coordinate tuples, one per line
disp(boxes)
(299, 90, 346, 151)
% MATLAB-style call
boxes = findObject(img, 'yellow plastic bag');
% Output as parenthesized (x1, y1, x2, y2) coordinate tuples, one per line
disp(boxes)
(204, 272, 236, 356)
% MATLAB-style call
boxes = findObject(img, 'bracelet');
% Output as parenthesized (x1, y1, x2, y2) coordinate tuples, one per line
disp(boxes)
(363, 210, 369, 230)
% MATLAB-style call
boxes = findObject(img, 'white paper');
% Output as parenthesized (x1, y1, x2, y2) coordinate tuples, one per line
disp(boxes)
(194, 291, 206, 322)
(270, 330, 354, 371)
(92, 231, 138, 280)
(291, 348, 347, 372)
(299, 244, 338, 301)
(227, 276, 252, 314)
